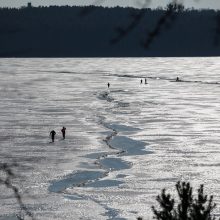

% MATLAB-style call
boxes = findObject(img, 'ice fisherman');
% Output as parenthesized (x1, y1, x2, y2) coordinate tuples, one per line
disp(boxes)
(107, 82, 110, 88)
(140, 79, 143, 84)
(145, 78, 147, 84)
(61, 126, 66, 139)
(176, 77, 180, 82)
(50, 130, 56, 142)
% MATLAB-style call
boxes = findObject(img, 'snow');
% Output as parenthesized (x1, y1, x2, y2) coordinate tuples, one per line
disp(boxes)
(0, 57, 220, 219)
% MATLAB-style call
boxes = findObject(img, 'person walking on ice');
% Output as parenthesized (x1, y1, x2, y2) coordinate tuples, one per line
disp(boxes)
(61, 126, 66, 139)
(107, 82, 110, 88)
(50, 130, 56, 142)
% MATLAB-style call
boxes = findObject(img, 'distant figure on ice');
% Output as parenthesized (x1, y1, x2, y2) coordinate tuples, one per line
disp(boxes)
(50, 130, 56, 142)
(176, 77, 180, 82)
(140, 79, 143, 84)
(107, 82, 110, 88)
(61, 127, 66, 139)
(145, 78, 147, 84)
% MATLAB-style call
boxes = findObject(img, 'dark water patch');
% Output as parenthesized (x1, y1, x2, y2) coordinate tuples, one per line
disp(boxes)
(86, 179, 124, 188)
(109, 136, 148, 156)
(63, 194, 84, 201)
(48, 170, 106, 193)
(99, 157, 132, 171)
(97, 91, 114, 102)
(116, 174, 128, 178)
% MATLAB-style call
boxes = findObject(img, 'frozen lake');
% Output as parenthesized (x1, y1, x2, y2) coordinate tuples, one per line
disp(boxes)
(0, 58, 220, 220)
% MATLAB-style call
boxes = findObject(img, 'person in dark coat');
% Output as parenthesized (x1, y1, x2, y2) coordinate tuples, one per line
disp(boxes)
(50, 130, 56, 142)
(61, 127, 66, 139)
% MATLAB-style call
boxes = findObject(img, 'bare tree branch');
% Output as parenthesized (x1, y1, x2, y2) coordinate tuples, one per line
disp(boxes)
(110, 0, 151, 44)
(0, 163, 35, 220)
(142, 2, 179, 48)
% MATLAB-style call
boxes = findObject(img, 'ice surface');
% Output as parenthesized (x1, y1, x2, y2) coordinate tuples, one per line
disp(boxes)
(0, 58, 220, 220)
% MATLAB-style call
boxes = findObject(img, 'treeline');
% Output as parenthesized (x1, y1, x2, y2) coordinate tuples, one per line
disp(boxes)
(0, 5, 220, 57)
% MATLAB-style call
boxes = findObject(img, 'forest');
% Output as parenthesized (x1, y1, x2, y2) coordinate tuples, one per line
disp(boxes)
(0, 5, 220, 57)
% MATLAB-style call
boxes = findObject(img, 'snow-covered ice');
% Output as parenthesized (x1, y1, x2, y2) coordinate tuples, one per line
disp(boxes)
(0, 58, 220, 219)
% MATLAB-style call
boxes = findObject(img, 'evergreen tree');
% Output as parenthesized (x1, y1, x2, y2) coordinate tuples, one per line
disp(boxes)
(152, 181, 219, 220)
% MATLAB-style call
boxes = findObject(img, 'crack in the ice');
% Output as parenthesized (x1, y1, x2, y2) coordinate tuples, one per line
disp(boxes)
(48, 89, 141, 219)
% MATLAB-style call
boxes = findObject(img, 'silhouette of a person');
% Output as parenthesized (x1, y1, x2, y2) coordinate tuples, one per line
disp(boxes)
(108, 82, 110, 88)
(140, 79, 143, 84)
(176, 77, 180, 82)
(61, 127, 66, 139)
(145, 78, 147, 84)
(50, 130, 56, 142)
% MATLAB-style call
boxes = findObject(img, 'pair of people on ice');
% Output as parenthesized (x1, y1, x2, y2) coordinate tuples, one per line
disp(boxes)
(50, 126, 66, 142)
(140, 78, 147, 84)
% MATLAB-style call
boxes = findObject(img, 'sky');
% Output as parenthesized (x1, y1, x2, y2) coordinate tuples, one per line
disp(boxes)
(0, 0, 220, 9)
